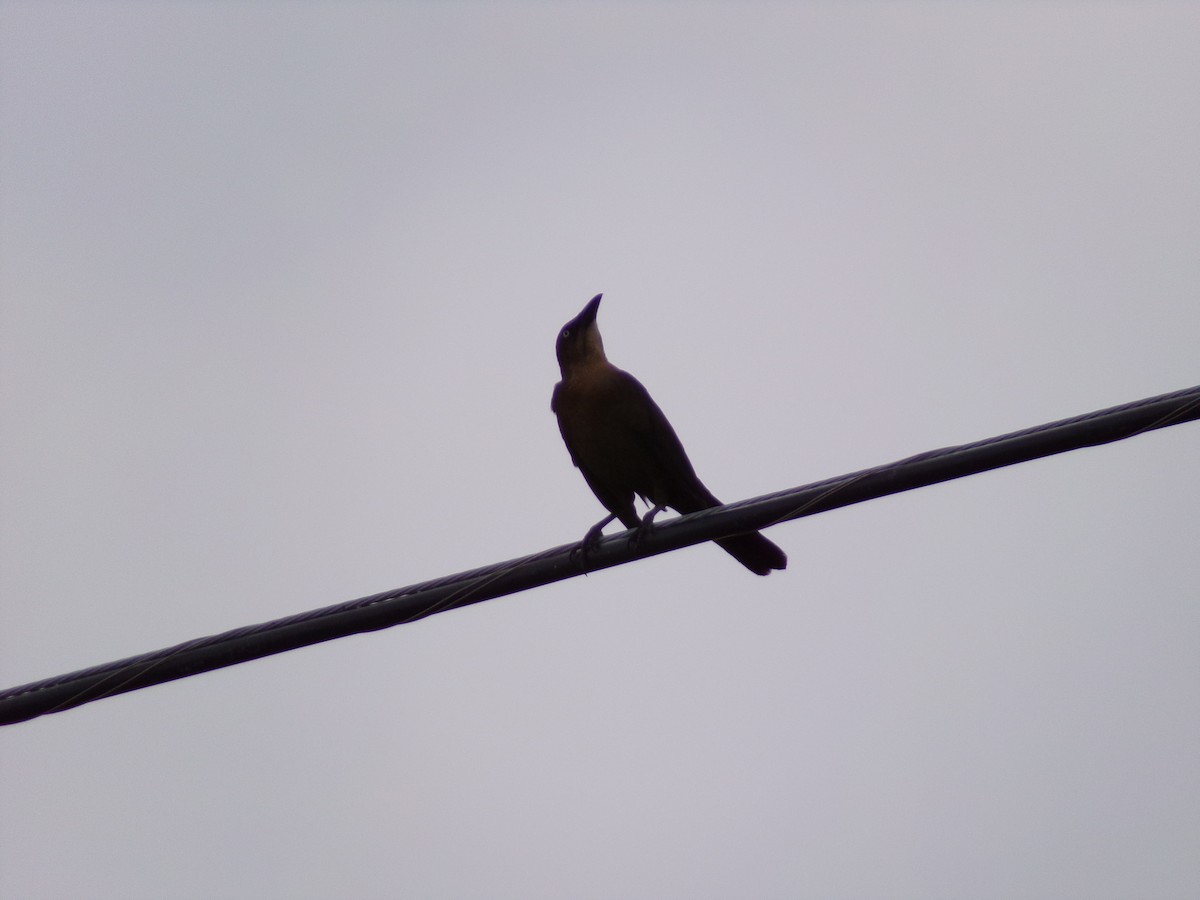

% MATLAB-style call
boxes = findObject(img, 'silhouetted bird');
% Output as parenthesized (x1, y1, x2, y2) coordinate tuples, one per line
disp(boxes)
(551, 294, 786, 575)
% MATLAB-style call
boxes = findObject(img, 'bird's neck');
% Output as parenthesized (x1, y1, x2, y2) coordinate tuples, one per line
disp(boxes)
(560, 353, 615, 382)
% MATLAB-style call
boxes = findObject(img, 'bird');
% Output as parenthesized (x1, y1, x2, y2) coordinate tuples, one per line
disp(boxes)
(551, 293, 787, 575)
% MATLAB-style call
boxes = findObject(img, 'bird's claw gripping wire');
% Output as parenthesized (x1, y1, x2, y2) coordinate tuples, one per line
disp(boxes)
(570, 514, 616, 572)
(627, 505, 666, 551)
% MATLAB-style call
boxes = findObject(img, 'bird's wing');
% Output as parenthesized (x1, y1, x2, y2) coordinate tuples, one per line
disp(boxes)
(608, 370, 719, 512)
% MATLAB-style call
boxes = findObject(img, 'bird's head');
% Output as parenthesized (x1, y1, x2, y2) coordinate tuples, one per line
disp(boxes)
(555, 293, 606, 373)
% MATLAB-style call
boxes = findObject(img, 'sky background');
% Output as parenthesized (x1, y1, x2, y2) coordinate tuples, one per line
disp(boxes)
(2, 3, 1198, 898)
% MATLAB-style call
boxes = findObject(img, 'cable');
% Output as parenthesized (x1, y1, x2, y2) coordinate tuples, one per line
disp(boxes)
(1, 383, 1197, 726)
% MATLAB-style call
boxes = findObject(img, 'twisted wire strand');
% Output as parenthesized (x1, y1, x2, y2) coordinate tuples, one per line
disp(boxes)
(2, 384, 1197, 726)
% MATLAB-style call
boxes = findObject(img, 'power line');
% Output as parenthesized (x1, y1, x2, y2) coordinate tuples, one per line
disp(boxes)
(2, 384, 1197, 727)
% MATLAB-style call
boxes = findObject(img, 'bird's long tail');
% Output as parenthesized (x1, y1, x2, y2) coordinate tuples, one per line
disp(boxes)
(715, 532, 787, 576)
(672, 485, 787, 576)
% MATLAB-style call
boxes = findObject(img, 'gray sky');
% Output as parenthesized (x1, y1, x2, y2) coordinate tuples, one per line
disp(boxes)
(2, 3, 1198, 898)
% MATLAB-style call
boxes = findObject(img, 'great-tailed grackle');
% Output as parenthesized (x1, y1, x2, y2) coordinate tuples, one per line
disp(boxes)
(551, 294, 787, 575)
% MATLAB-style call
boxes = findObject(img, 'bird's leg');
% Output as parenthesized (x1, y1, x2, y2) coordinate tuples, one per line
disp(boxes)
(640, 505, 665, 529)
(571, 513, 617, 571)
(628, 505, 667, 549)
(583, 513, 617, 549)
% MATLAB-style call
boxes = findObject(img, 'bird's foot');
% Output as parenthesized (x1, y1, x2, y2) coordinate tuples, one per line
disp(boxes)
(568, 543, 589, 572)
(570, 514, 616, 572)
(628, 506, 666, 550)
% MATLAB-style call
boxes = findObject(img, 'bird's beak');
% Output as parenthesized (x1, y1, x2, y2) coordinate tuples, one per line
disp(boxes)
(574, 293, 602, 328)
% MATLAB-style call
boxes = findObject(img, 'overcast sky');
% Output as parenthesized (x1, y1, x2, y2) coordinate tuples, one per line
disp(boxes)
(2, 3, 1198, 898)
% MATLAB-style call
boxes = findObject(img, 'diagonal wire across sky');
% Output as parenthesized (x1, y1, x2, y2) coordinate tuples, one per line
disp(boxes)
(2, 383, 1196, 727)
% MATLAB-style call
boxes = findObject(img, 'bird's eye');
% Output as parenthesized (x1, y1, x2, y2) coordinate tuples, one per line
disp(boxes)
(561, 328, 571, 339)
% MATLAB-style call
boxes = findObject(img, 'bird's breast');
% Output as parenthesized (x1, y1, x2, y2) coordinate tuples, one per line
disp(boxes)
(554, 367, 663, 497)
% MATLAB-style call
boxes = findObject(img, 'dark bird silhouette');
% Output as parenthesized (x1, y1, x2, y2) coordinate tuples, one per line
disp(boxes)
(551, 294, 786, 575)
